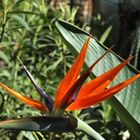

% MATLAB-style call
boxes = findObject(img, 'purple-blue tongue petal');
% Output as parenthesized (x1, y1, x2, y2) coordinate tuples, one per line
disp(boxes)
(17, 57, 53, 111)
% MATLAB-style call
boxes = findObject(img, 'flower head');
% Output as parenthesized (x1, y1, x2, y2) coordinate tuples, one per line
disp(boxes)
(0, 36, 140, 113)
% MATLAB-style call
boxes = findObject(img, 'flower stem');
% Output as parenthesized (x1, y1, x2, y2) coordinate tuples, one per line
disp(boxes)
(49, 132, 55, 140)
(0, 22, 6, 42)
(0, 1, 8, 43)
(77, 118, 105, 140)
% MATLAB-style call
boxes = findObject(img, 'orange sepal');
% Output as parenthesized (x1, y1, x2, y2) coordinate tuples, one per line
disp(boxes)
(59, 47, 112, 109)
(66, 74, 140, 110)
(0, 82, 46, 112)
(54, 36, 91, 109)
(77, 57, 132, 98)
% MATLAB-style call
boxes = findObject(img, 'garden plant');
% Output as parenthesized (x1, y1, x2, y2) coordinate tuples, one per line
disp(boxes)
(0, 0, 140, 140)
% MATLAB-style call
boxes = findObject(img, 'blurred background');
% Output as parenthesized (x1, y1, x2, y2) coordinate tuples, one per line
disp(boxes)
(56, 0, 140, 69)
(0, 0, 139, 139)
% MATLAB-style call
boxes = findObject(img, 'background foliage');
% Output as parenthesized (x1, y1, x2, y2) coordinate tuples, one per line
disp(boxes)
(0, 0, 136, 140)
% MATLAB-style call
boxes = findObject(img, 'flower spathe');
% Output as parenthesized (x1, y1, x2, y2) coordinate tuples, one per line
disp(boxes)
(0, 36, 140, 113)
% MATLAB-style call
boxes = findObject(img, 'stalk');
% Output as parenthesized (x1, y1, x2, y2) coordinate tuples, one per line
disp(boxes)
(77, 118, 105, 140)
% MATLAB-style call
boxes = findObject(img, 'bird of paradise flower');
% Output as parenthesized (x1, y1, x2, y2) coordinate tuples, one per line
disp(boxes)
(0, 36, 139, 136)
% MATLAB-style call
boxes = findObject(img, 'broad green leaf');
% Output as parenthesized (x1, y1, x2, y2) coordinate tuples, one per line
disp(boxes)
(55, 20, 140, 139)
(0, 116, 77, 132)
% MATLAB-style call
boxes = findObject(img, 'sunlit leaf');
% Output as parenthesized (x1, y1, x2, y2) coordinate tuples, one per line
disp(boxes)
(0, 51, 10, 65)
(99, 25, 112, 44)
(55, 20, 140, 139)
(11, 15, 30, 30)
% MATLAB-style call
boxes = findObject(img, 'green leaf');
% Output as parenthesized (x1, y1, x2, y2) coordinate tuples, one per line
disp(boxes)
(0, 116, 77, 132)
(99, 25, 112, 44)
(55, 20, 140, 139)
(67, 113, 105, 140)
(77, 118, 105, 140)
(11, 15, 30, 30)
(0, 51, 10, 65)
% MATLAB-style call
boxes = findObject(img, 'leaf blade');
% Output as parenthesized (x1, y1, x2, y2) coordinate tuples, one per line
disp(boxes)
(55, 19, 140, 139)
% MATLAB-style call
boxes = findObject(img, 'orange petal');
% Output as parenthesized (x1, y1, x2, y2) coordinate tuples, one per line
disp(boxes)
(60, 48, 112, 109)
(77, 57, 132, 98)
(54, 36, 91, 109)
(66, 74, 140, 110)
(0, 82, 46, 111)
